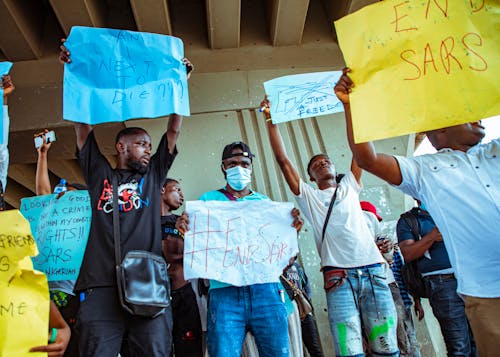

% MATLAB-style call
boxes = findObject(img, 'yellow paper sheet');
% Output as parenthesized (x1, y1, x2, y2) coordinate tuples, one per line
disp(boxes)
(0, 270, 49, 357)
(335, 0, 500, 143)
(0, 210, 38, 282)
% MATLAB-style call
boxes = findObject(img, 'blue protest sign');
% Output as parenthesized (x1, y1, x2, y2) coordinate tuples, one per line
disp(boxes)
(20, 191, 91, 281)
(0, 61, 13, 145)
(263, 71, 344, 124)
(63, 26, 189, 124)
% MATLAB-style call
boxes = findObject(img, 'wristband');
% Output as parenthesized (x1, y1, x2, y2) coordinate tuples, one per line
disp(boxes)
(49, 327, 58, 344)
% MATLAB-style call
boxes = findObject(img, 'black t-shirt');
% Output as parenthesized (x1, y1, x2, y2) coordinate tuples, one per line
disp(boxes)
(161, 214, 182, 239)
(75, 131, 176, 291)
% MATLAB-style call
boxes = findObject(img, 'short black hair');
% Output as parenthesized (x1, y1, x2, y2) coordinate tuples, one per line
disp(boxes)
(162, 178, 179, 188)
(306, 153, 331, 177)
(115, 127, 149, 144)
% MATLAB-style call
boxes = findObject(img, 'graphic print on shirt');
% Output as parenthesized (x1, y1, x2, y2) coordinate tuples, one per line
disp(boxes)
(97, 178, 149, 213)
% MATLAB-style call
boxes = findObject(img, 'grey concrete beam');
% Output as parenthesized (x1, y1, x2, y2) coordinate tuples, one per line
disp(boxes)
(4, 177, 35, 209)
(7, 163, 38, 193)
(269, 0, 309, 46)
(49, 0, 106, 36)
(48, 159, 84, 186)
(0, 0, 45, 60)
(130, 0, 172, 35)
(206, 0, 241, 49)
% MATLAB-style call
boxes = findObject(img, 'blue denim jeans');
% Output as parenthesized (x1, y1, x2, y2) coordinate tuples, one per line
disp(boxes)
(326, 264, 399, 357)
(424, 274, 477, 357)
(207, 283, 289, 357)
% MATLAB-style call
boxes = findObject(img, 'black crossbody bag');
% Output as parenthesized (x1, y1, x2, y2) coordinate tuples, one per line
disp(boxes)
(112, 175, 170, 318)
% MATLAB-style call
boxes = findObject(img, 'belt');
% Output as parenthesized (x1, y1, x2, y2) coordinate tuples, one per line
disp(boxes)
(322, 263, 381, 272)
(423, 273, 455, 279)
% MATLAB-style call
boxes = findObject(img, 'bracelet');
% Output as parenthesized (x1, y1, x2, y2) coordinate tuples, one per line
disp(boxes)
(49, 327, 58, 344)
(266, 117, 272, 122)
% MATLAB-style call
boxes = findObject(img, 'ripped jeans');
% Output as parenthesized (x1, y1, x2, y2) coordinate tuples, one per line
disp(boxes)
(325, 264, 399, 357)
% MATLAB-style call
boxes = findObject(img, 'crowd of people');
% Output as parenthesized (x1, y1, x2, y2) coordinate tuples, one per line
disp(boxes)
(0, 37, 497, 357)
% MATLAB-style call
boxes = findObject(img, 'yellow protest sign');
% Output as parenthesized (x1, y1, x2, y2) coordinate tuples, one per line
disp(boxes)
(335, 0, 500, 143)
(0, 270, 49, 357)
(0, 210, 38, 282)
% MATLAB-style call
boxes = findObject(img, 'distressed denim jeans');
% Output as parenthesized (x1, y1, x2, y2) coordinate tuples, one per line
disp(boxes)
(424, 274, 477, 357)
(326, 264, 399, 357)
(207, 283, 289, 357)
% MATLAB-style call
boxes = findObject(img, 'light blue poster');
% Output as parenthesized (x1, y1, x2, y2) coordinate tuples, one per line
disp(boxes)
(263, 71, 344, 124)
(20, 191, 91, 281)
(63, 26, 190, 124)
(0, 61, 13, 145)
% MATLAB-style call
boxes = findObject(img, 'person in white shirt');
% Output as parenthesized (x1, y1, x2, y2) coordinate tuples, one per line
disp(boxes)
(261, 97, 398, 357)
(335, 67, 499, 357)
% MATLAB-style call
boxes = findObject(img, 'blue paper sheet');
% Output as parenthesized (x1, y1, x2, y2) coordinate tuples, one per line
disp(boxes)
(0, 61, 13, 145)
(263, 71, 344, 124)
(20, 191, 91, 281)
(63, 26, 190, 124)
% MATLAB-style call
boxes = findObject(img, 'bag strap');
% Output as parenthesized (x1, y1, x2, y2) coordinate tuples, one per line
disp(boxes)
(112, 175, 122, 271)
(321, 187, 338, 244)
(280, 274, 300, 296)
(401, 210, 420, 241)
(218, 188, 237, 201)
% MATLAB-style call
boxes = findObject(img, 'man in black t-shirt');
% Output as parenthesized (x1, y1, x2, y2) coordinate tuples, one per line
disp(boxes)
(60, 45, 193, 356)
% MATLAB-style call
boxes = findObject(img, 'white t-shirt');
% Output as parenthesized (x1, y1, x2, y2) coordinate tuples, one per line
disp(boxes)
(295, 171, 384, 268)
(395, 138, 500, 298)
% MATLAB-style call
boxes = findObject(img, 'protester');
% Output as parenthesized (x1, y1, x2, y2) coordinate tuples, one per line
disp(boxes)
(361, 201, 421, 357)
(335, 67, 499, 356)
(34, 130, 86, 357)
(282, 257, 324, 357)
(177, 140, 303, 357)
(397, 201, 476, 356)
(60, 43, 193, 356)
(261, 97, 398, 357)
(160, 178, 204, 357)
(0, 75, 14, 210)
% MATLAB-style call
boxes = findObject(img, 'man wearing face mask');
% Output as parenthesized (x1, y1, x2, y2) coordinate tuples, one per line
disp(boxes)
(190, 141, 302, 357)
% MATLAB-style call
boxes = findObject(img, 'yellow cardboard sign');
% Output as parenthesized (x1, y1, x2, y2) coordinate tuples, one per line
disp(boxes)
(335, 0, 500, 143)
(0, 210, 38, 283)
(0, 270, 49, 357)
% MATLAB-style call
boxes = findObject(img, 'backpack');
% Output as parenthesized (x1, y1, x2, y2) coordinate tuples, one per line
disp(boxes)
(400, 211, 428, 298)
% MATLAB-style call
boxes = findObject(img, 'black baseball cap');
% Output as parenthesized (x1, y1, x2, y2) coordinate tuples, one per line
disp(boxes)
(221, 141, 255, 161)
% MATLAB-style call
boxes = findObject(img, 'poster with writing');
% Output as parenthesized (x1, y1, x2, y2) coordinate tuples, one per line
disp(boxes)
(0, 271, 49, 357)
(0, 210, 38, 283)
(184, 200, 298, 286)
(263, 71, 343, 124)
(0, 61, 13, 145)
(63, 26, 190, 124)
(20, 191, 91, 281)
(335, 1, 500, 143)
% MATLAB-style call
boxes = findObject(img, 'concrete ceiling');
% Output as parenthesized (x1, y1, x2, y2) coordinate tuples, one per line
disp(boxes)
(0, 0, 379, 208)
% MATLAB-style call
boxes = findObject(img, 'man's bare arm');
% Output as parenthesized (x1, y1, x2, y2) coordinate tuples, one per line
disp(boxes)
(399, 227, 442, 262)
(261, 97, 301, 195)
(335, 68, 403, 185)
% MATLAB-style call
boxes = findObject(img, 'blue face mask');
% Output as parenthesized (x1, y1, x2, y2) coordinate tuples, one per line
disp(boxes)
(225, 166, 252, 191)
(419, 201, 427, 211)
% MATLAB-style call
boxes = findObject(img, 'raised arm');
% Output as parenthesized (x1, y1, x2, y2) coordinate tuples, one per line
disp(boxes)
(261, 97, 301, 195)
(335, 68, 403, 185)
(1, 75, 14, 192)
(59, 40, 94, 150)
(35, 130, 53, 195)
(350, 157, 362, 185)
(165, 58, 193, 154)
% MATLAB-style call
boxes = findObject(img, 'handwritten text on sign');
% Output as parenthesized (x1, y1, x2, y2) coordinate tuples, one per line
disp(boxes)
(335, 0, 500, 142)
(0, 210, 37, 283)
(263, 71, 344, 124)
(20, 191, 91, 281)
(63, 26, 189, 124)
(0, 271, 49, 357)
(184, 200, 298, 286)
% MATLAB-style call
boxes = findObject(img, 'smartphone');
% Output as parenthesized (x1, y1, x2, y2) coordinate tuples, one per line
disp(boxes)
(34, 131, 56, 148)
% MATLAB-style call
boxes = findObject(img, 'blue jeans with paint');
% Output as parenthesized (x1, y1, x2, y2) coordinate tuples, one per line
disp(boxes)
(326, 264, 399, 357)
(424, 274, 477, 357)
(207, 283, 289, 357)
